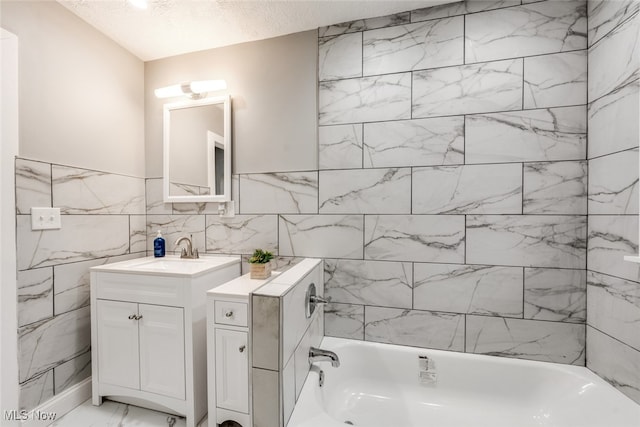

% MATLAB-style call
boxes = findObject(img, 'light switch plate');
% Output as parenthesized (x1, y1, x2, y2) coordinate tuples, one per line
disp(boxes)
(31, 207, 61, 230)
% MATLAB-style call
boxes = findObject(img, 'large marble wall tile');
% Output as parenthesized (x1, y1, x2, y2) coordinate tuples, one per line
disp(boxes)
(319, 73, 411, 125)
(319, 12, 410, 37)
(52, 166, 145, 215)
(364, 215, 465, 263)
(18, 306, 91, 382)
(146, 214, 206, 254)
(587, 326, 640, 404)
(411, 1, 520, 22)
(172, 201, 220, 215)
(588, 80, 639, 159)
(467, 215, 587, 268)
(205, 215, 277, 255)
(524, 51, 587, 109)
(129, 214, 147, 254)
(588, 13, 640, 103)
(588, 149, 639, 215)
(319, 33, 362, 81)
(363, 17, 463, 76)
(413, 59, 522, 118)
(17, 215, 130, 270)
(145, 178, 172, 215)
(588, 215, 640, 282)
(588, 0, 639, 47)
(319, 168, 411, 214)
(279, 215, 363, 258)
(587, 271, 640, 350)
(19, 370, 53, 411)
(465, 1, 587, 63)
(466, 316, 585, 365)
(18, 268, 53, 328)
(524, 268, 586, 323)
(15, 158, 51, 215)
(466, 106, 587, 164)
(240, 172, 318, 214)
(523, 161, 587, 215)
(413, 163, 522, 214)
(324, 259, 412, 308)
(363, 116, 463, 168)
(54, 258, 103, 316)
(365, 306, 465, 351)
(414, 263, 523, 317)
(324, 303, 364, 340)
(319, 124, 363, 170)
(53, 350, 91, 394)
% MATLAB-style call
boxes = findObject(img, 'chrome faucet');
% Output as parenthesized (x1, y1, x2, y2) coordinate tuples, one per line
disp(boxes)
(309, 347, 340, 367)
(175, 235, 199, 259)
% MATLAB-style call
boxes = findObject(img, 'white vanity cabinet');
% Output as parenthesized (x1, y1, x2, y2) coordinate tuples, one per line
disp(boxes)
(207, 273, 274, 427)
(90, 256, 241, 427)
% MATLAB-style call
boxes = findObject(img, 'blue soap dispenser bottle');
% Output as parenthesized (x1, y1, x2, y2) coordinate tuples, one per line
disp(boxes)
(153, 230, 165, 257)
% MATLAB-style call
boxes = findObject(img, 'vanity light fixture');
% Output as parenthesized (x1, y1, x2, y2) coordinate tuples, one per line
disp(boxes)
(154, 80, 227, 99)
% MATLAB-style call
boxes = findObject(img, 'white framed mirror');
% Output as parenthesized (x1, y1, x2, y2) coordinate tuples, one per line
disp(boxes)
(163, 95, 231, 203)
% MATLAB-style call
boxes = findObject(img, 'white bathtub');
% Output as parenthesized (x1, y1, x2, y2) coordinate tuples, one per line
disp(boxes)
(287, 337, 640, 427)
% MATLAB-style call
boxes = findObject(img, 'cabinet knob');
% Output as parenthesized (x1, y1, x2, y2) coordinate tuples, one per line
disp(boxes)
(224, 311, 233, 318)
(239, 345, 246, 353)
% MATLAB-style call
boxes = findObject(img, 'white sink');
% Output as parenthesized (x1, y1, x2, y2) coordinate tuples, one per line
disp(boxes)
(93, 255, 240, 277)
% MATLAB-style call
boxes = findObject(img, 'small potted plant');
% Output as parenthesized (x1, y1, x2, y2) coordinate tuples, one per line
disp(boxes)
(248, 249, 274, 279)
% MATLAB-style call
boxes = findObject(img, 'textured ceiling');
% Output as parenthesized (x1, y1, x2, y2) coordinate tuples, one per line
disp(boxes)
(56, 0, 455, 61)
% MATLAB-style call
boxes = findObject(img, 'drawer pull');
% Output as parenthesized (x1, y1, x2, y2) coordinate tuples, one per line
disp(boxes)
(239, 345, 246, 353)
(224, 311, 234, 318)
(128, 314, 136, 320)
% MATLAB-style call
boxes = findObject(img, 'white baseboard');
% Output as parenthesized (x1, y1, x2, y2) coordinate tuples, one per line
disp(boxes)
(21, 377, 91, 427)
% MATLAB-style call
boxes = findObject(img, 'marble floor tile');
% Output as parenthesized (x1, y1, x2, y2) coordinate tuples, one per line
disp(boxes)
(50, 399, 192, 427)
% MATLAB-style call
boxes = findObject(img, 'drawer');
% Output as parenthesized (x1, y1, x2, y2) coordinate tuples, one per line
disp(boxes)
(214, 301, 248, 327)
(94, 272, 186, 306)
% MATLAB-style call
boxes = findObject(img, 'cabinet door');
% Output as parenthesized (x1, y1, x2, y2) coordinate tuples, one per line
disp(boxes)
(97, 300, 140, 389)
(138, 304, 186, 400)
(215, 329, 249, 413)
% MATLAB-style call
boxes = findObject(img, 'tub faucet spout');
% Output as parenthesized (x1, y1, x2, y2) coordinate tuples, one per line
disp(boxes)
(309, 347, 340, 367)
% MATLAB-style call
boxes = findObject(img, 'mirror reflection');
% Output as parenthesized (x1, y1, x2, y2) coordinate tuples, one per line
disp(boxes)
(163, 95, 231, 203)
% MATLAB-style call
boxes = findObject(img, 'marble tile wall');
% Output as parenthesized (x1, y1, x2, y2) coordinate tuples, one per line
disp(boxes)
(15, 158, 146, 411)
(586, 0, 640, 404)
(315, 0, 588, 367)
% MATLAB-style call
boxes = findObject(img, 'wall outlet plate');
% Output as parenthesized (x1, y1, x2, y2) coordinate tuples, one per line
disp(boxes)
(31, 207, 61, 230)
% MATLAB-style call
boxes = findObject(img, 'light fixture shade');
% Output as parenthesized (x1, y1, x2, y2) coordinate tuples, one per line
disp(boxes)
(154, 84, 184, 99)
(154, 80, 227, 99)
